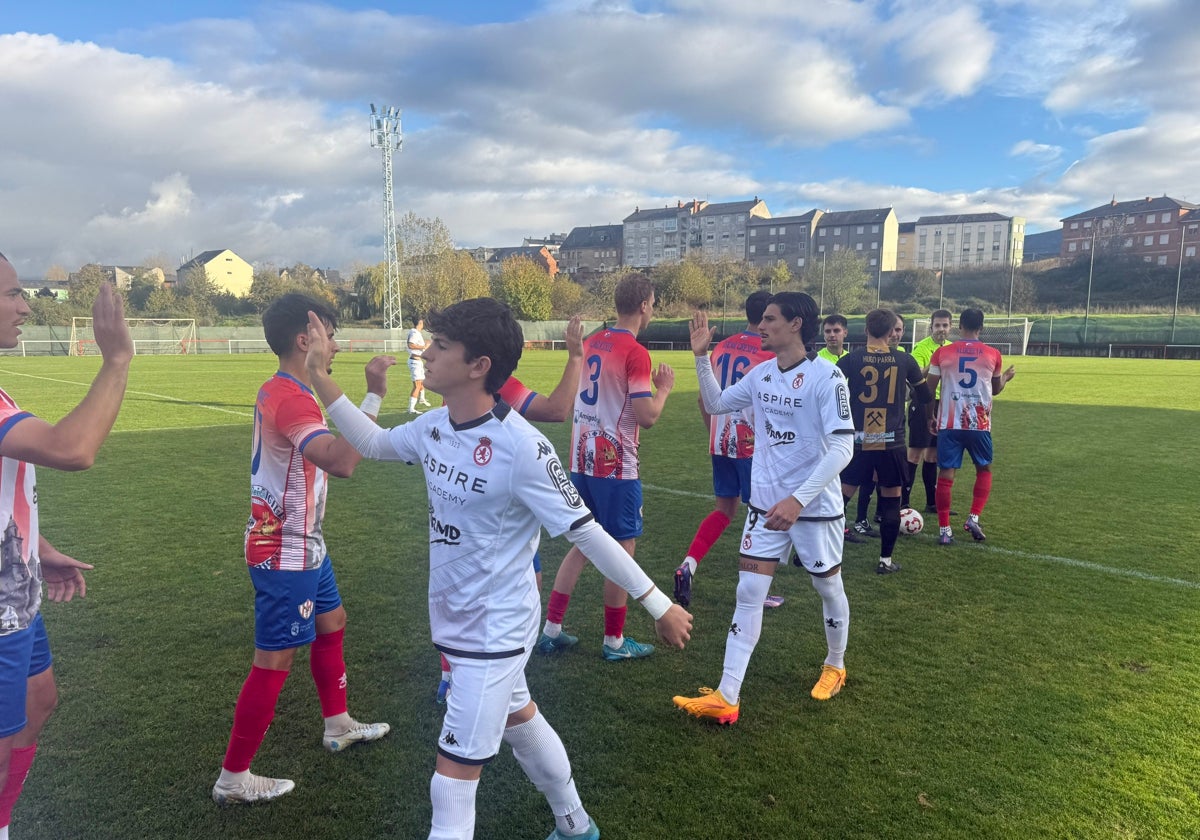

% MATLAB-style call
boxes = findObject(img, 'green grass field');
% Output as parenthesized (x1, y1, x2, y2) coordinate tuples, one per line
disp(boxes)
(4, 350, 1199, 840)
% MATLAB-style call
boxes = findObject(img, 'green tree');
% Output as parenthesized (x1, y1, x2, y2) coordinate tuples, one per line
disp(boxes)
(493, 256, 552, 320)
(249, 267, 287, 313)
(396, 213, 458, 320)
(68, 263, 107, 313)
(127, 276, 160, 312)
(763, 260, 794, 293)
(143, 287, 183, 317)
(550, 275, 585, 318)
(818, 250, 870, 314)
(26, 295, 68, 326)
(176, 264, 217, 323)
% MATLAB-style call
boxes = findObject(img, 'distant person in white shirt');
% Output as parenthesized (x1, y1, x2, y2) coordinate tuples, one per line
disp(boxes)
(407, 318, 432, 413)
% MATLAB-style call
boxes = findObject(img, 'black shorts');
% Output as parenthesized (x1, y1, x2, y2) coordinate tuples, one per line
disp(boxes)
(841, 447, 910, 489)
(908, 402, 936, 449)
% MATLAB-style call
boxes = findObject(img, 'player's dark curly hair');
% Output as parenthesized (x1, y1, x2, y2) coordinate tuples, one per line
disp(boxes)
(768, 291, 819, 346)
(262, 293, 338, 357)
(426, 297, 522, 395)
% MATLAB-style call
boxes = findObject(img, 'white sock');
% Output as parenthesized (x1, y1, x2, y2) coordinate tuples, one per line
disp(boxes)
(0, 824, 9, 840)
(717, 570, 772, 705)
(602, 635, 623, 650)
(429, 773, 478, 840)
(542, 621, 562, 639)
(683, 557, 698, 575)
(217, 768, 249, 786)
(879, 556, 893, 566)
(409, 397, 418, 411)
(968, 513, 979, 523)
(324, 711, 353, 735)
(503, 711, 590, 835)
(811, 573, 849, 669)
(940, 525, 953, 536)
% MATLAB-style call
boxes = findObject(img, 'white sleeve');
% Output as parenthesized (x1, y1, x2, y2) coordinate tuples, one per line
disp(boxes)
(324, 395, 406, 461)
(695, 357, 752, 414)
(790, 431, 854, 507)
(565, 520, 671, 620)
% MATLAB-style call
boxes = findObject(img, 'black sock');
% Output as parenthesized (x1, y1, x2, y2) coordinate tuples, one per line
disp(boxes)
(856, 478, 874, 523)
(922, 462, 938, 508)
(879, 496, 902, 558)
(902, 461, 916, 508)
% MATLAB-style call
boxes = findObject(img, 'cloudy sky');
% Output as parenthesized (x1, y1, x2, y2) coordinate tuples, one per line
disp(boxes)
(3, 0, 1199, 279)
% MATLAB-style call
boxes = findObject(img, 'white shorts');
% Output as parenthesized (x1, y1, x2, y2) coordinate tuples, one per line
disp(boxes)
(738, 508, 844, 574)
(437, 640, 533, 765)
(408, 357, 425, 382)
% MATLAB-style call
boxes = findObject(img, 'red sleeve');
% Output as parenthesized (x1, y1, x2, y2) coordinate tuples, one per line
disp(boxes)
(273, 391, 330, 451)
(498, 376, 538, 415)
(626, 342, 653, 397)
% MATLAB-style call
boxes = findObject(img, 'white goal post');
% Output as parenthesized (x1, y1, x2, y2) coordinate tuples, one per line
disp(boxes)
(69, 317, 198, 356)
(912, 317, 1032, 356)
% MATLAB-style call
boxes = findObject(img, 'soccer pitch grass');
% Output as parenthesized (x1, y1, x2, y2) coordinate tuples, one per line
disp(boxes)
(5, 351, 1199, 839)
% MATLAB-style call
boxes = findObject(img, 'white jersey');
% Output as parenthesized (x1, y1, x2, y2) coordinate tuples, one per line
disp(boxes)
(376, 402, 592, 657)
(698, 353, 854, 519)
(407, 328, 426, 358)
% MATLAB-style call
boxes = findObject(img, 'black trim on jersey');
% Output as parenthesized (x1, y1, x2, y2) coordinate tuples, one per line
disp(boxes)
(777, 356, 810, 373)
(434, 644, 525, 660)
(833, 428, 855, 434)
(740, 552, 783, 563)
(437, 747, 496, 766)
(567, 513, 596, 531)
(450, 400, 510, 432)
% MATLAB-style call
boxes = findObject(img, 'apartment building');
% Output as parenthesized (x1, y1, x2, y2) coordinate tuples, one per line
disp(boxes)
(690, 197, 771, 261)
(912, 213, 1025, 270)
(1060, 196, 1200, 267)
(746, 210, 822, 272)
(559, 225, 623, 274)
(812, 208, 898, 272)
(622, 200, 705, 268)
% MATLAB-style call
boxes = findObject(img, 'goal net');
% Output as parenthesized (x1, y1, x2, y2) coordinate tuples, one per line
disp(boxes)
(70, 318, 198, 356)
(912, 317, 1031, 356)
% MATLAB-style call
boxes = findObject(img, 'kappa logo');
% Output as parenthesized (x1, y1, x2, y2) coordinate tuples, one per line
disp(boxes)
(474, 437, 493, 466)
(792, 372, 804, 389)
(546, 457, 583, 509)
(430, 427, 441, 442)
(298, 599, 315, 620)
(826, 617, 841, 629)
(536, 441, 553, 460)
(762, 373, 773, 383)
(442, 732, 460, 747)
(729, 621, 741, 636)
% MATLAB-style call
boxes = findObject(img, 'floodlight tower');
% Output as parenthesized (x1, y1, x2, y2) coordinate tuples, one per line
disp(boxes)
(369, 103, 404, 332)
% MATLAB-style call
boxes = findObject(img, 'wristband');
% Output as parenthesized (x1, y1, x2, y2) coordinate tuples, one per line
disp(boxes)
(639, 587, 673, 621)
(359, 393, 383, 415)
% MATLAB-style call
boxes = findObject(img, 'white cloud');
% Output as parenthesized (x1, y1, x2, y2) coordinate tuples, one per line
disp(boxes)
(1010, 140, 1063, 162)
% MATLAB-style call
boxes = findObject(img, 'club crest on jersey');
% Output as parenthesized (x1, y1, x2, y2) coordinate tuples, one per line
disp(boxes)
(473, 437, 493, 466)
(298, 599, 315, 620)
(546, 457, 583, 509)
(791, 372, 804, 389)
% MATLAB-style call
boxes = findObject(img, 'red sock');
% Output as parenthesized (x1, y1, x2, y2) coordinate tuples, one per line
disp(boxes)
(971, 471, 993, 517)
(686, 510, 731, 565)
(310, 628, 348, 718)
(222, 665, 289, 772)
(0, 743, 37, 827)
(604, 606, 627, 639)
(936, 478, 955, 528)
(546, 591, 571, 625)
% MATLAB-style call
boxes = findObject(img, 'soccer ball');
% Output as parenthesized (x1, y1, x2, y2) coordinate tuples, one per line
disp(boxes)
(899, 508, 924, 535)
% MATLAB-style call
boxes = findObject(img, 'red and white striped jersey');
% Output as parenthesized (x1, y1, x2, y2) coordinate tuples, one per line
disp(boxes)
(245, 372, 332, 571)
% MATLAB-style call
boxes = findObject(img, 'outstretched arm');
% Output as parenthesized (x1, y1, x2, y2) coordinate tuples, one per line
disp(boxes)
(631, 363, 674, 428)
(0, 284, 133, 470)
(522, 315, 584, 423)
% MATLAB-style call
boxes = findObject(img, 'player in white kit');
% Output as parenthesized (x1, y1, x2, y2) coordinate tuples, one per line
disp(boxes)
(303, 297, 692, 840)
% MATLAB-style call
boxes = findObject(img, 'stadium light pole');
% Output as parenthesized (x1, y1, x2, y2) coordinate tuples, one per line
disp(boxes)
(1083, 225, 1096, 344)
(369, 103, 404, 334)
(1172, 222, 1187, 343)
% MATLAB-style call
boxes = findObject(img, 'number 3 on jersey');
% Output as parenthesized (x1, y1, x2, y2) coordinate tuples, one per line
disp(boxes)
(579, 354, 602, 405)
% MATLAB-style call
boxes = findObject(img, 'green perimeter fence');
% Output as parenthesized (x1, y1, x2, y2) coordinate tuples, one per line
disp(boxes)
(4, 316, 1200, 359)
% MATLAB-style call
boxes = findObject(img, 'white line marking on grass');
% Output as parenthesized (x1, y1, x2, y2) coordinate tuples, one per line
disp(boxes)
(0, 369, 253, 418)
(642, 482, 1200, 591)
